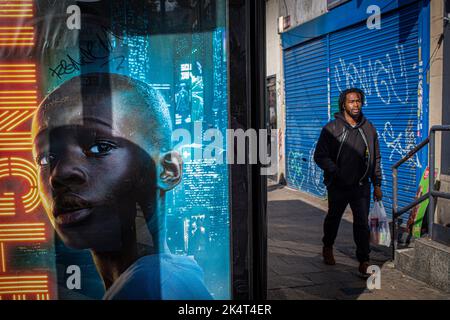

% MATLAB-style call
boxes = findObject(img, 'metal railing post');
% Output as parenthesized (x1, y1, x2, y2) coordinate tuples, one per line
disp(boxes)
(428, 129, 436, 239)
(392, 167, 398, 259)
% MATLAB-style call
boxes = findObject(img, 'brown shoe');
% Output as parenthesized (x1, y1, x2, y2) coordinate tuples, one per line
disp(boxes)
(358, 261, 370, 277)
(322, 246, 336, 265)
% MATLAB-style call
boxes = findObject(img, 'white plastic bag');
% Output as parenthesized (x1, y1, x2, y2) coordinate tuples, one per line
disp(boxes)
(369, 201, 391, 247)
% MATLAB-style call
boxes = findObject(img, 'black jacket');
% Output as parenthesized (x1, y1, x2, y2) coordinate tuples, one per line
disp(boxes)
(314, 112, 382, 188)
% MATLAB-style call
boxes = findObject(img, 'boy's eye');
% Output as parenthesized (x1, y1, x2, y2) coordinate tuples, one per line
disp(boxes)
(36, 154, 54, 167)
(88, 142, 116, 155)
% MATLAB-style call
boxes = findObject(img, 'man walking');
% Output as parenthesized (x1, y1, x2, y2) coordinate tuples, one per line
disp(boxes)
(314, 88, 382, 276)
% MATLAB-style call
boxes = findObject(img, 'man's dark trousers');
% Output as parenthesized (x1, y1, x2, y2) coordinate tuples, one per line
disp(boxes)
(323, 183, 371, 263)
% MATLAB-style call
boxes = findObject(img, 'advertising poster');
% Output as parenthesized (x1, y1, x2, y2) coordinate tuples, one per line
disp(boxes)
(0, 0, 230, 300)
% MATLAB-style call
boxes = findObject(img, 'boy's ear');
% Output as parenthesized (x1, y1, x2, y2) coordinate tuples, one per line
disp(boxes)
(157, 151, 183, 191)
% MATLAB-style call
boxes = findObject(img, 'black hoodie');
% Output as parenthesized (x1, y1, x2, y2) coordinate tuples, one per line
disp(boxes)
(314, 112, 382, 188)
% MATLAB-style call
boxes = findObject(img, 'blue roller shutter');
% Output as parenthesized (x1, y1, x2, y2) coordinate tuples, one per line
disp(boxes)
(284, 37, 328, 196)
(283, 1, 427, 218)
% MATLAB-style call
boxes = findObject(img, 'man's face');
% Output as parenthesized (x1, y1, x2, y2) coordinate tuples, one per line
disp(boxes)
(344, 92, 362, 119)
(33, 91, 156, 250)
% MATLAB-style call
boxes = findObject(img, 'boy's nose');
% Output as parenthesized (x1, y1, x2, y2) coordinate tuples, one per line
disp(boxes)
(50, 152, 87, 191)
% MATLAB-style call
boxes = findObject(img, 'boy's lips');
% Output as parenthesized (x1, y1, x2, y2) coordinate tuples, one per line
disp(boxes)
(53, 195, 93, 226)
(54, 208, 93, 226)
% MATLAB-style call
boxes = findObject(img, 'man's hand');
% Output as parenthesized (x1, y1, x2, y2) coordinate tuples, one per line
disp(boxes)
(374, 186, 383, 201)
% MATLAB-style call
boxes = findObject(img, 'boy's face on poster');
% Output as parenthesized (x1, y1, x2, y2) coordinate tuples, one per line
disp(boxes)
(32, 89, 157, 251)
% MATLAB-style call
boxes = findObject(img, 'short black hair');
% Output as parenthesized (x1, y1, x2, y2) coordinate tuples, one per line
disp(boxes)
(338, 88, 365, 112)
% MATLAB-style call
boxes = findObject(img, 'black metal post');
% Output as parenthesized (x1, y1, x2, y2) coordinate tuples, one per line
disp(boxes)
(392, 167, 398, 260)
(429, 130, 435, 238)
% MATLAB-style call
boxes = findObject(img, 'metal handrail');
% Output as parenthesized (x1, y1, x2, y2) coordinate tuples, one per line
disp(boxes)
(391, 125, 450, 260)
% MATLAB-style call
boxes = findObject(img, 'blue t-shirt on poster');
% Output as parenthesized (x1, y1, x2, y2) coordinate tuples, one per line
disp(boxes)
(103, 253, 213, 300)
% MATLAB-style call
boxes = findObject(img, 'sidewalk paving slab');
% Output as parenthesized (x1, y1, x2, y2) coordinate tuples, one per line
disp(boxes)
(267, 184, 450, 300)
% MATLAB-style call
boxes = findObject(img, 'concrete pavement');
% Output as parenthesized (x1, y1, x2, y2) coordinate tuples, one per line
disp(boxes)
(267, 183, 450, 300)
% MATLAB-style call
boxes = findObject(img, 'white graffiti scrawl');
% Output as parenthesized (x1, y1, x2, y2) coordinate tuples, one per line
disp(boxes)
(287, 141, 327, 197)
(334, 45, 412, 105)
(382, 121, 421, 168)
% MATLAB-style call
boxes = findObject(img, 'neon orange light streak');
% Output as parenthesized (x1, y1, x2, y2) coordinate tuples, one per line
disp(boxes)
(11, 172, 36, 185)
(23, 187, 38, 200)
(0, 106, 35, 109)
(0, 9, 33, 12)
(0, 147, 32, 151)
(0, 15, 33, 18)
(0, 65, 35, 67)
(0, 281, 48, 285)
(25, 201, 40, 213)
(4, 135, 30, 142)
(0, 290, 48, 294)
(0, 27, 33, 30)
(0, 142, 32, 146)
(0, 228, 45, 232)
(0, 110, 20, 124)
(0, 101, 37, 104)
(1, 243, 5, 272)
(0, 111, 34, 130)
(0, 223, 44, 227)
(0, 238, 46, 242)
(0, 90, 36, 97)
(0, 233, 45, 237)
(11, 157, 37, 167)
(0, 285, 48, 290)
(0, 132, 32, 136)
(0, 4, 33, 6)
(24, 192, 39, 211)
(0, 208, 14, 216)
(0, 113, 25, 129)
(0, 80, 35, 83)
(0, 33, 33, 35)
(0, 75, 35, 78)
(0, 275, 47, 280)
(0, 137, 33, 142)
(0, 38, 34, 41)
(12, 165, 37, 179)
(0, 96, 36, 99)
